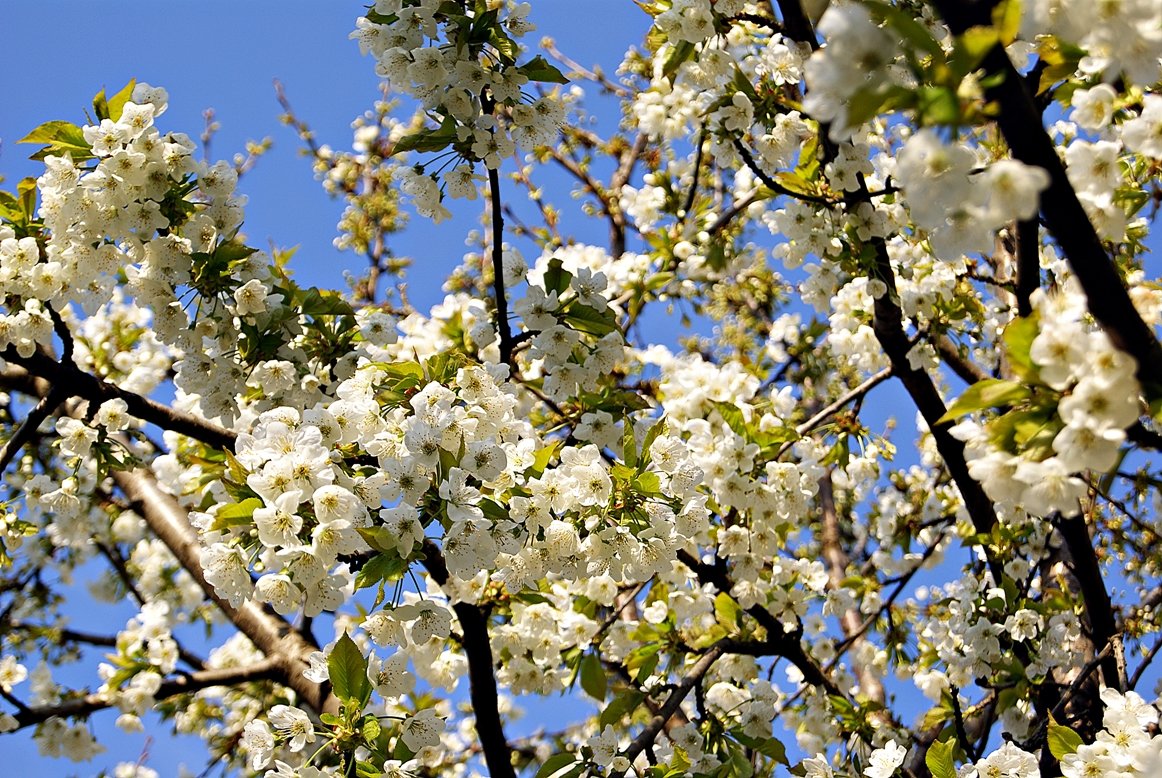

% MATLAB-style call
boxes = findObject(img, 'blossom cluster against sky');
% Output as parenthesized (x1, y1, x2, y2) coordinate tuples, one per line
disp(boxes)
(0, 2, 645, 773)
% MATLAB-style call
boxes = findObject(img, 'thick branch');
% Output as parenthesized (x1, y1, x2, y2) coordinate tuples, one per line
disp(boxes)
(773, 0, 820, 51)
(487, 166, 516, 368)
(2, 348, 237, 452)
(1015, 219, 1041, 319)
(111, 468, 333, 714)
(9, 658, 282, 731)
(932, 0, 1162, 393)
(421, 539, 515, 778)
(867, 237, 1006, 585)
(1057, 514, 1122, 692)
(931, 334, 991, 385)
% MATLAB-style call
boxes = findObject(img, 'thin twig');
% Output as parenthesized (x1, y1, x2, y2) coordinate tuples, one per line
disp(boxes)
(777, 368, 892, 459)
(0, 383, 66, 473)
(732, 137, 835, 206)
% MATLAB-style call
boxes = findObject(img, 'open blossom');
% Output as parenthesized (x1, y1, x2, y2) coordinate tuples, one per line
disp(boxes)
(0, 656, 28, 692)
(864, 740, 906, 778)
(268, 704, 315, 752)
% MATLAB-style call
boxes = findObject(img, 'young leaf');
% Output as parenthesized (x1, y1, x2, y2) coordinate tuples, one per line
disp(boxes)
(599, 689, 645, 728)
(328, 632, 372, 706)
(534, 753, 582, 778)
(579, 652, 607, 702)
(562, 303, 618, 336)
(925, 737, 957, 778)
(714, 592, 742, 632)
(105, 79, 138, 121)
(1047, 716, 1083, 760)
(938, 378, 1032, 424)
(520, 55, 569, 84)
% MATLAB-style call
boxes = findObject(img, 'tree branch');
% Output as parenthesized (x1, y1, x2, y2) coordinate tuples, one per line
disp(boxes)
(1015, 218, 1040, 318)
(0, 382, 66, 473)
(1056, 513, 1122, 692)
(777, 368, 892, 458)
(2, 348, 237, 452)
(675, 549, 844, 698)
(111, 468, 334, 714)
(732, 137, 835, 206)
(421, 539, 515, 778)
(932, 0, 1162, 394)
(9, 658, 282, 731)
(487, 166, 516, 369)
(611, 642, 726, 778)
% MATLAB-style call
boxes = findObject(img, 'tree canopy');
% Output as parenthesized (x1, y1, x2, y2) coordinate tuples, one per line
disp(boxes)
(2, 1, 1162, 777)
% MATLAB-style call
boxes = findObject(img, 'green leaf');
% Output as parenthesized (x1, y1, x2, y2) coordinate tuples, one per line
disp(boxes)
(18, 120, 94, 162)
(771, 171, 818, 198)
(712, 401, 748, 440)
(1002, 315, 1040, 382)
(795, 131, 820, 181)
(1047, 716, 1083, 760)
(94, 80, 137, 122)
(714, 592, 742, 632)
(634, 471, 661, 495)
(366, 10, 400, 24)
(579, 652, 607, 702)
(361, 716, 382, 742)
(625, 643, 661, 682)
(353, 551, 409, 590)
(622, 417, 638, 469)
(328, 632, 372, 706)
(17, 178, 37, 222)
(938, 379, 1032, 424)
(488, 28, 519, 65)
(662, 40, 695, 81)
(535, 753, 582, 778)
(917, 86, 962, 126)
(954, 27, 1000, 74)
(599, 689, 645, 728)
(562, 303, 618, 336)
(925, 738, 957, 778)
(519, 55, 569, 84)
(210, 497, 263, 531)
(213, 240, 258, 264)
(846, 84, 913, 127)
(19, 119, 86, 147)
(222, 448, 249, 484)
(299, 287, 355, 316)
(542, 258, 572, 296)
(391, 120, 457, 156)
(731, 730, 788, 764)
(640, 418, 666, 465)
(991, 0, 1021, 45)
(726, 746, 756, 778)
(531, 439, 562, 475)
(1036, 36, 1086, 95)
(864, 0, 943, 57)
